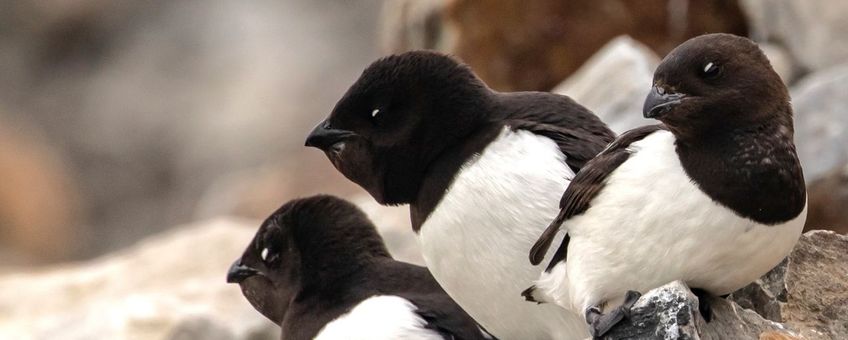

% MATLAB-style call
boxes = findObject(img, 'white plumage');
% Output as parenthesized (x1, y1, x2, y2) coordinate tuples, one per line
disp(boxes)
(419, 127, 589, 340)
(314, 295, 443, 340)
(535, 130, 807, 313)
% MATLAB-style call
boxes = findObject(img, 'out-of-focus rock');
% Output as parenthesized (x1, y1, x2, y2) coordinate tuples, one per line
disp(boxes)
(381, 0, 748, 91)
(195, 167, 421, 265)
(348, 194, 421, 265)
(805, 163, 848, 234)
(0, 219, 277, 340)
(602, 281, 797, 340)
(730, 230, 848, 340)
(741, 0, 848, 73)
(760, 43, 797, 84)
(379, 0, 456, 53)
(0, 0, 383, 260)
(791, 63, 848, 181)
(0, 116, 81, 264)
(552, 36, 659, 134)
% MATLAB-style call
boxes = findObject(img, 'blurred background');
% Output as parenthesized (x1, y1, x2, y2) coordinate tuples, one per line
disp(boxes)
(0, 0, 845, 339)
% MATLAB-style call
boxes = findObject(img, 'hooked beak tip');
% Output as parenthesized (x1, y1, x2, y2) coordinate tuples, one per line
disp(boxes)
(227, 259, 258, 284)
(643, 86, 685, 119)
(304, 120, 354, 151)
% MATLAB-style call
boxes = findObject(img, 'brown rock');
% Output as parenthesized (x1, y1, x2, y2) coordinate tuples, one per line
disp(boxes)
(782, 231, 848, 339)
(382, 0, 748, 91)
(0, 117, 81, 263)
(805, 163, 848, 234)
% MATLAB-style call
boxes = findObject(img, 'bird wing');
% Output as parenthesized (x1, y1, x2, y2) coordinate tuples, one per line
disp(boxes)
(506, 119, 612, 173)
(406, 294, 496, 340)
(529, 125, 667, 270)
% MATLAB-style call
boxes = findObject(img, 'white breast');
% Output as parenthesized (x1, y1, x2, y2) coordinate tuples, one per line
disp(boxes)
(314, 295, 443, 340)
(538, 130, 807, 312)
(418, 127, 589, 340)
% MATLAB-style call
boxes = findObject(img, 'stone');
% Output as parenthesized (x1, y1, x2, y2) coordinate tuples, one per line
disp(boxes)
(759, 43, 797, 84)
(0, 116, 81, 264)
(603, 281, 796, 340)
(741, 0, 848, 73)
(804, 163, 848, 234)
(552, 36, 660, 134)
(791, 63, 848, 181)
(381, 0, 748, 92)
(0, 219, 277, 340)
(601, 281, 700, 340)
(730, 230, 848, 340)
(782, 231, 848, 339)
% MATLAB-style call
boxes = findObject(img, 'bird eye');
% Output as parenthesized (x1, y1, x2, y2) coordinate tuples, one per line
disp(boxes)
(700, 62, 720, 78)
(371, 108, 380, 118)
(260, 247, 269, 261)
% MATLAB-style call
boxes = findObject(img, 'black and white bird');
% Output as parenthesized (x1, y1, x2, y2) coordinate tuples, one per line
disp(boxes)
(305, 51, 615, 339)
(525, 33, 807, 337)
(226, 195, 491, 340)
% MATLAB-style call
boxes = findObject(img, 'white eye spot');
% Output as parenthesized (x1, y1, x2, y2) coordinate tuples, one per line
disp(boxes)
(371, 108, 380, 117)
(261, 248, 269, 261)
(704, 62, 714, 73)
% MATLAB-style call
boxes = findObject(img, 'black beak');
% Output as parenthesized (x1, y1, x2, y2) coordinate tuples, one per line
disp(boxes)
(227, 259, 259, 284)
(304, 120, 355, 151)
(643, 86, 686, 119)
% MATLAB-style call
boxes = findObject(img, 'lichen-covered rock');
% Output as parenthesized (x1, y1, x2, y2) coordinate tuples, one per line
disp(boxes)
(552, 36, 659, 134)
(603, 281, 796, 340)
(600, 281, 700, 340)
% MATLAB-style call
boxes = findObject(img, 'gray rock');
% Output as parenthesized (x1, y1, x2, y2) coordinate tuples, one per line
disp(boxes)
(791, 63, 848, 181)
(0, 219, 277, 340)
(603, 281, 796, 340)
(601, 281, 700, 340)
(731, 230, 848, 340)
(552, 36, 660, 134)
(742, 0, 848, 73)
(759, 43, 797, 84)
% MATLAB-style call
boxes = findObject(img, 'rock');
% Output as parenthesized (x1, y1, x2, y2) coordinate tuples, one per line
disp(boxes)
(195, 167, 422, 265)
(0, 0, 383, 261)
(791, 63, 848, 181)
(759, 43, 797, 84)
(552, 36, 660, 134)
(741, 0, 848, 73)
(381, 0, 748, 91)
(782, 231, 848, 339)
(730, 230, 848, 340)
(601, 281, 700, 340)
(603, 281, 795, 340)
(0, 219, 277, 340)
(804, 163, 848, 234)
(378, 0, 456, 53)
(0, 116, 81, 264)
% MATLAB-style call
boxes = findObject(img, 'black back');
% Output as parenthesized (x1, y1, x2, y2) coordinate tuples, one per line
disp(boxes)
(310, 51, 614, 231)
